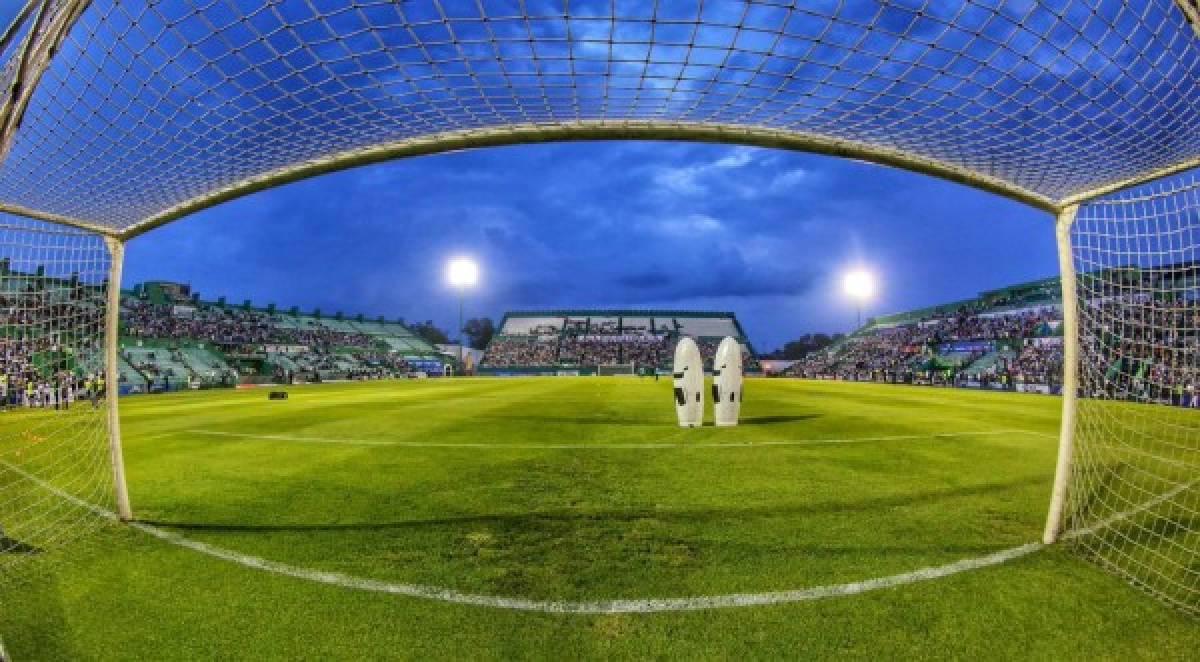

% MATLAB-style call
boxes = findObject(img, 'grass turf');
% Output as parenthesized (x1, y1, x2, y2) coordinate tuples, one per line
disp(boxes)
(1, 377, 1197, 659)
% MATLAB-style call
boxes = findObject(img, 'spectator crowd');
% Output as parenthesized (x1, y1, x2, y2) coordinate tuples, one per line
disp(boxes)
(1, 276, 107, 410)
(123, 299, 376, 350)
(8, 268, 1199, 409)
(481, 329, 758, 372)
(120, 296, 430, 385)
(789, 293, 1200, 407)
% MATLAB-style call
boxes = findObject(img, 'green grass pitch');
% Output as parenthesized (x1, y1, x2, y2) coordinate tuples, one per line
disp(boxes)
(2, 378, 1197, 659)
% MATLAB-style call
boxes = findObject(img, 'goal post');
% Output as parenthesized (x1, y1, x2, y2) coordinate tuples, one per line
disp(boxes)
(103, 236, 132, 521)
(0, 0, 1195, 618)
(1048, 170, 1200, 615)
(1044, 204, 1080, 544)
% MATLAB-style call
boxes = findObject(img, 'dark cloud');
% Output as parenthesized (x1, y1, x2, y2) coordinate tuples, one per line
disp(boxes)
(617, 268, 672, 290)
(500, 276, 575, 303)
(126, 141, 1055, 350)
(613, 259, 817, 303)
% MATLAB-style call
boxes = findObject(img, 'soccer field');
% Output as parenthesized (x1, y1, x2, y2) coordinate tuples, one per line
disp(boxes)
(2, 378, 1196, 659)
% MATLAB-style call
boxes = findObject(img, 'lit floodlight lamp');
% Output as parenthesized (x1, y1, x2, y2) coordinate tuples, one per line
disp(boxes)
(842, 269, 876, 327)
(445, 256, 479, 376)
(842, 269, 875, 301)
(446, 256, 479, 289)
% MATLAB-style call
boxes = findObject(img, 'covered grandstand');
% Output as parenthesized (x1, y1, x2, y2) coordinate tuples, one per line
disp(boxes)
(480, 310, 759, 376)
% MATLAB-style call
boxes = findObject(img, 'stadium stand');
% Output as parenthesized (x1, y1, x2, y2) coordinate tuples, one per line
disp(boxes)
(790, 276, 1065, 392)
(480, 310, 759, 375)
(789, 269, 1200, 406)
(8, 265, 1194, 408)
(111, 280, 445, 391)
(0, 260, 106, 408)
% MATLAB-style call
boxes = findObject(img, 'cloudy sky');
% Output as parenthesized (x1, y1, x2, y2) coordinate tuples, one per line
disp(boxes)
(123, 141, 1058, 351)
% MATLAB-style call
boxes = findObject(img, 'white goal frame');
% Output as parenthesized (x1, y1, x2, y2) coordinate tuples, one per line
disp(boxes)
(102, 236, 132, 522)
(1043, 205, 1080, 544)
(0, 0, 1196, 614)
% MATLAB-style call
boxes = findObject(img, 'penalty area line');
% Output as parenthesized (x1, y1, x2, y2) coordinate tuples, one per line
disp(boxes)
(176, 428, 1033, 449)
(0, 457, 1042, 613)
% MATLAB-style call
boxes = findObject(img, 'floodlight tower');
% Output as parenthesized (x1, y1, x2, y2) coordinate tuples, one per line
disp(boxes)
(446, 256, 479, 375)
(842, 269, 876, 329)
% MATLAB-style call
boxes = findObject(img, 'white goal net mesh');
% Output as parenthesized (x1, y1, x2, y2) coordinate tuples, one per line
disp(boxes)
(1069, 170, 1200, 615)
(0, 0, 1195, 618)
(0, 216, 114, 584)
(0, 1, 1198, 232)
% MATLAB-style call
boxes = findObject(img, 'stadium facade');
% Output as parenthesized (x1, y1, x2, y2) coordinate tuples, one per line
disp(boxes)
(480, 310, 758, 376)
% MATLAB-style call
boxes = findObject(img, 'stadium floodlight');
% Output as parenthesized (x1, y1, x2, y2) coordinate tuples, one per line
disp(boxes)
(842, 269, 876, 327)
(446, 256, 479, 289)
(446, 257, 479, 375)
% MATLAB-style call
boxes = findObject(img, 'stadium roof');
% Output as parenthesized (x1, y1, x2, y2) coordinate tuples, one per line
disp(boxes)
(0, 1, 1198, 238)
(503, 309, 739, 319)
(127, 279, 415, 325)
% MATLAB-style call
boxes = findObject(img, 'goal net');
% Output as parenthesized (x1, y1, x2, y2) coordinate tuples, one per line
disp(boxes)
(0, 216, 115, 584)
(597, 363, 636, 377)
(1065, 169, 1200, 615)
(0, 0, 1194, 620)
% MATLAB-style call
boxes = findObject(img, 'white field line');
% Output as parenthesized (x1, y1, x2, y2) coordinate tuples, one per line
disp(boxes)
(0, 456, 1045, 614)
(992, 429, 1197, 541)
(177, 428, 1033, 450)
(0, 460, 117, 521)
(1064, 478, 1199, 540)
(119, 388, 488, 417)
(121, 526, 1045, 614)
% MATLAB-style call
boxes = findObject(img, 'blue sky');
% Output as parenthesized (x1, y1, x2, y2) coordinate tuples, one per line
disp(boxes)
(123, 141, 1058, 351)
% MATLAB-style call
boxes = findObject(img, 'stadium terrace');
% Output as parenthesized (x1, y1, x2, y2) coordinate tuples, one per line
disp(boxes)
(118, 280, 447, 391)
(480, 310, 761, 376)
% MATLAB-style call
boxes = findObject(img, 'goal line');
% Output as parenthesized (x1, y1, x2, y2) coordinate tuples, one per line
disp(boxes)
(0, 454, 1043, 614)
